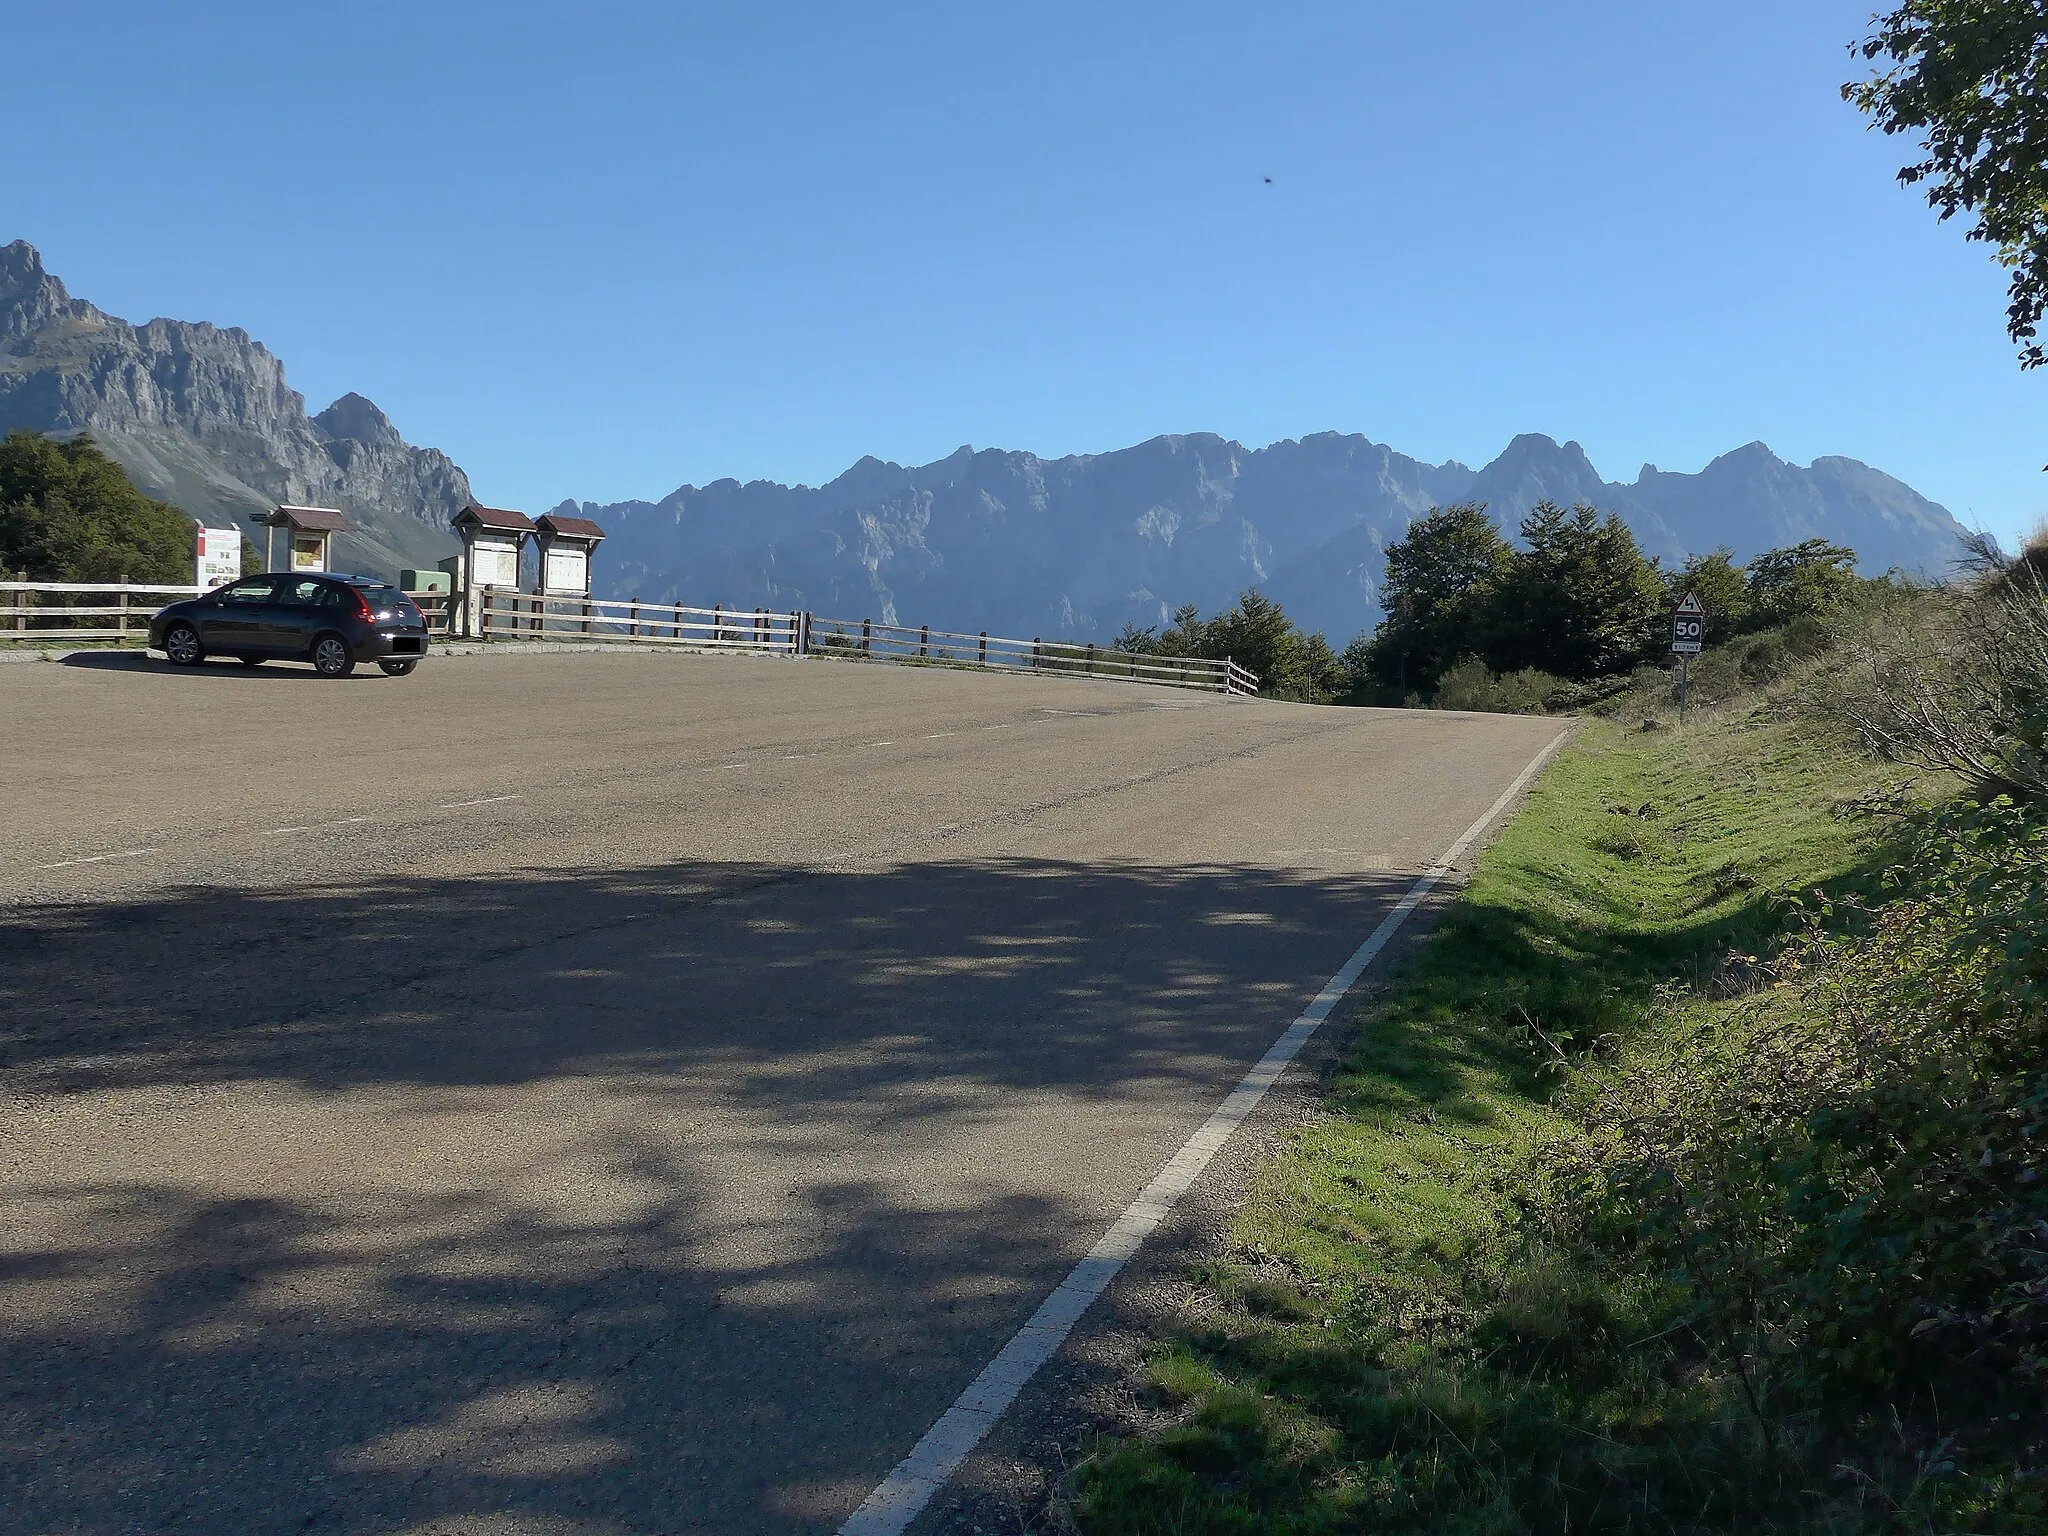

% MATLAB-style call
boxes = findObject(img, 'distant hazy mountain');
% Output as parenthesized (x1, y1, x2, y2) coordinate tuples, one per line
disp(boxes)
(562, 431, 1970, 645)
(1, 239, 1968, 635)
(0, 241, 464, 577)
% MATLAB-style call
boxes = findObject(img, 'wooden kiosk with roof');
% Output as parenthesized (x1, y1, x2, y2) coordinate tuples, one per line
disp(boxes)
(533, 512, 606, 599)
(264, 506, 357, 574)
(449, 503, 536, 637)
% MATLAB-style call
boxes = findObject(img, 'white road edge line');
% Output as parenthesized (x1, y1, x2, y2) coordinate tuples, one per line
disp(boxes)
(439, 794, 525, 808)
(836, 726, 1573, 1536)
(35, 848, 159, 870)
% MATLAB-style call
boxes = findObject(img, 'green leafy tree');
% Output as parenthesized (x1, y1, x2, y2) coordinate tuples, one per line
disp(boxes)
(1668, 548, 1751, 645)
(1340, 630, 1378, 698)
(1361, 502, 1514, 691)
(0, 431, 196, 582)
(1145, 590, 1342, 702)
(1745, 538, 1859, 627)
(1847, 3, 2048, 367)
(1206, 589, 1309, 699)
(1106, 595, 1343, 701)
(1152, 603, 1210, 658)
(1485, 501, 1665, 680)
(1296, 629, 1349, 704)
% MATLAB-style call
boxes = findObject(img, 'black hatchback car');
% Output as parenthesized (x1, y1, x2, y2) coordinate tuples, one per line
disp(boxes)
(150, 573, 431, 678)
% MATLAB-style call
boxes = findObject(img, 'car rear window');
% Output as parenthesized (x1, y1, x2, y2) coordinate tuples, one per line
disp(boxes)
(353, 585, 416, 611)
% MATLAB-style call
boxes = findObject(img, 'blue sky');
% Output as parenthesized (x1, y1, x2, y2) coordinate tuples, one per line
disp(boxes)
(7, 1, 2044, 547)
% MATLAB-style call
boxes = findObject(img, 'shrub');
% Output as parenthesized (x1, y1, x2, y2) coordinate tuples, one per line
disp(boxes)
(1829, 561, 2048, 804)
(1553, 799, 2048, 1441)
(1431, 659, 1565, 714)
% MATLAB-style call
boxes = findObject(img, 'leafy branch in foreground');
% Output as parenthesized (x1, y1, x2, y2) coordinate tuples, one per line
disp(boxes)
(1848, 3, 2048, 367)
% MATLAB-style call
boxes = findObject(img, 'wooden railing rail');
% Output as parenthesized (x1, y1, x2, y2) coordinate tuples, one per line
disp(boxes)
(2, 579, 203, 642)
(2, 577, 1264, 694)
(803, 614, 1259, 695)
(401, 590, 456, 636)
(476, 588, 802, 652)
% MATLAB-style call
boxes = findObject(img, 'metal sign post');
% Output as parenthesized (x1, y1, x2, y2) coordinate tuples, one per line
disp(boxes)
(1671, 591, 1705, 721)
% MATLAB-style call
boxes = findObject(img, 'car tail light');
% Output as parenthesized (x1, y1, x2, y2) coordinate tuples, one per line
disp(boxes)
(352, 589, 376, 622)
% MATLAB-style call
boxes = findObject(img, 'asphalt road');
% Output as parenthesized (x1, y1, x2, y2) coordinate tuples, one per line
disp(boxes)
(0, 648, 1563, 1535)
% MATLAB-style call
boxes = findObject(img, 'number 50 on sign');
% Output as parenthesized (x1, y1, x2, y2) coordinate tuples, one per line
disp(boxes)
(1672, 592, 1705, 655)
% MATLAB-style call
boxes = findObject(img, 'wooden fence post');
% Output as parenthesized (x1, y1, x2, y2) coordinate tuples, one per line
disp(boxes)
(862, 618, 871, 655)
(919, 623, 929, 658)
(978, 631, 987, 665)
(118, 575, 130, 641)
(13, 570, 24, 636)
(630, 596, 640, 638)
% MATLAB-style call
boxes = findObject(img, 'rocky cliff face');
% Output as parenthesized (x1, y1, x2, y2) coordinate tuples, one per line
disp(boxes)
(0, 241, 465, 577)
(569, 430, 1969, 647)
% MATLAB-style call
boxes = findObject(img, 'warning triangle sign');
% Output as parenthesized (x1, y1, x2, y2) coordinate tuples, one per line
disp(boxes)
(1676, 592, 1705, 615)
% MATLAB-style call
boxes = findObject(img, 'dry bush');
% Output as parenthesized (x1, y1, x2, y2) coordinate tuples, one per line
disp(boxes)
(1827, 550, 2048, 803)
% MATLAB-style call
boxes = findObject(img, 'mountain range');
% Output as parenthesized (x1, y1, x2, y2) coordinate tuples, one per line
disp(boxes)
(563, 432, 1968, 644)
(2, 240, 1970, 643)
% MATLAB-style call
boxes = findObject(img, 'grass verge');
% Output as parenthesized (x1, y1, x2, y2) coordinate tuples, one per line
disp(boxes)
(1074, 694, 2043, 1533)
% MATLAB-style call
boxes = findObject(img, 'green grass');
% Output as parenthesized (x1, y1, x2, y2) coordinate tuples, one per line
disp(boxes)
(1069, 697, 2046, 1534)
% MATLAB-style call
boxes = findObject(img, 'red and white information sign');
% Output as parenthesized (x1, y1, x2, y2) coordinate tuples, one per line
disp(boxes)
(196, 526, 242, 590)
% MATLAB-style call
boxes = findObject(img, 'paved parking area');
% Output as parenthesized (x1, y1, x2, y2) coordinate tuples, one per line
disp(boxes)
(0, 648, 1561, 1534)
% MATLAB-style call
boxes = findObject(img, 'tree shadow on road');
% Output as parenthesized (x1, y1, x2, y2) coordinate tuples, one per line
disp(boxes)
(1, 855, 1415, 1104)
(1, 854, 1424, 1534)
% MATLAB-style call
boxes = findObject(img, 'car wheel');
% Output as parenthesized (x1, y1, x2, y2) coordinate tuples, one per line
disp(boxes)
(164, 622, 204, 666)
(312, 633, 356, 678)
(239, 655, 267, 667)
(377, 658, 418, 677)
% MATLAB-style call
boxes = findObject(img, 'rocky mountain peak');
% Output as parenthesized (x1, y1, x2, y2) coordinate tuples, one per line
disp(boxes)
(0, 244, 472, 577)
(1, 240, 99, 342)
(313, 391, 401, 447)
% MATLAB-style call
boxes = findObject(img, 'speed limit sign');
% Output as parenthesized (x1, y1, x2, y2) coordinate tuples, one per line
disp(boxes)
(1672, 592, 1705, 654)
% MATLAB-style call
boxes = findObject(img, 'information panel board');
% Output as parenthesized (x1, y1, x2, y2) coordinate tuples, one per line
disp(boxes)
(196, 526, 241, 589)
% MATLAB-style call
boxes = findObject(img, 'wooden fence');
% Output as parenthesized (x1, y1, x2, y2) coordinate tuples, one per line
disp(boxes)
(803, 615, 1259, 695)
(2, 579, 201, 641)
(2, 577, 1261, 696)
(408, 590, 455, 635)
(477, 588, 803, 651)
(473, 593, 1257, 694)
